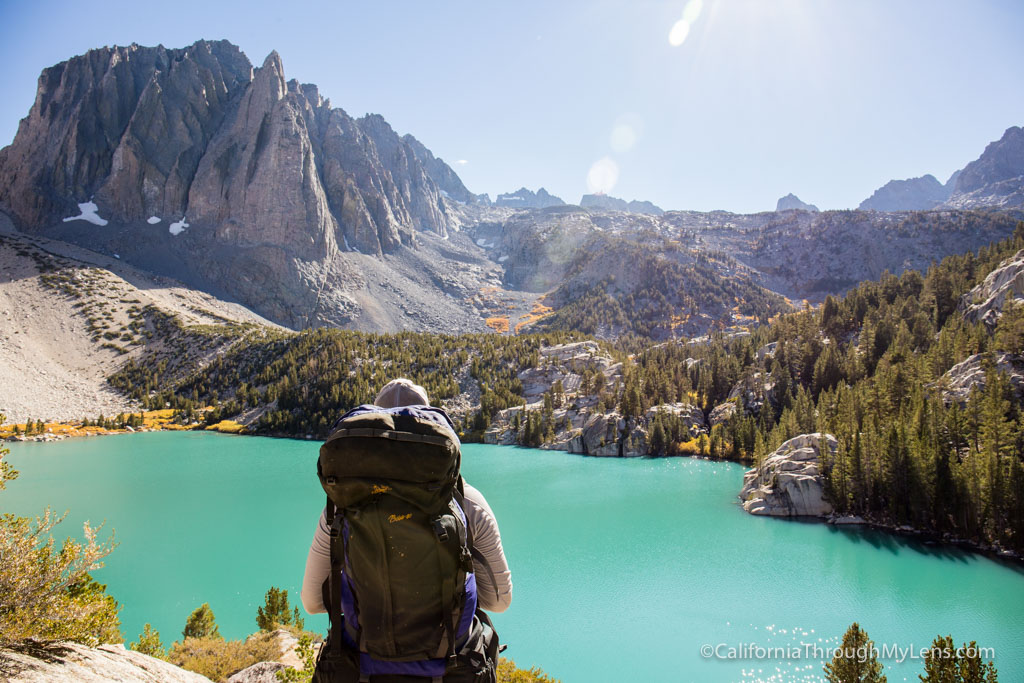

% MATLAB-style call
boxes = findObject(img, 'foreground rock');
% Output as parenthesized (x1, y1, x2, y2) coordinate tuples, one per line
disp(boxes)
(1, 642, 208, 682)
(739, 433, 836, 517)
(227, 660, 288, 683)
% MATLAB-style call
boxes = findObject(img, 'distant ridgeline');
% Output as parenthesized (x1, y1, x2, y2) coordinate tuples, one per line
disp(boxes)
(109, 221, 1024, 553)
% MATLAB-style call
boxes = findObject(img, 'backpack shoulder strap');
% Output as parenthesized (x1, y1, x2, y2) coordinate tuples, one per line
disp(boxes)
(325, 495, 345, 656)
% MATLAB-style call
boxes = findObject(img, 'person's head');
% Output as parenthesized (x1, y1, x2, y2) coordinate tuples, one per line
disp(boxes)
(374, 378, 430, 408)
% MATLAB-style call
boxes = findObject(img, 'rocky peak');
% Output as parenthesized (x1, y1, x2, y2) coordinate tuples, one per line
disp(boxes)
(775, 193, 819, 212)
(495, 187, 565, 208)
(858, 174, 952, 211)
(0, 40, 253, 227)
(253, 50, 286, 105)
(579, 193, 663, 215)
(945, 125, 1024, 209)
(402, 133, 475, 204)
(0, 41, 475, 329)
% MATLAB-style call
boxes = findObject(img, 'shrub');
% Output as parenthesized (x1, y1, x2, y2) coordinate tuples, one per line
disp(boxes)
(0, 414, 121, 650)
(275, 633, 317, 682)
(129, 622, 166, 659)
(497, 657, 560, 682)
(168, 633, 278, 682)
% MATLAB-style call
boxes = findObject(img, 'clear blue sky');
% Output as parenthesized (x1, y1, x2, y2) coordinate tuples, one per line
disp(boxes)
(1, 0, 1022, 213)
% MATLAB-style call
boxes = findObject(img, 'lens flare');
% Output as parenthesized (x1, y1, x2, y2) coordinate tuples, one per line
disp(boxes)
(682, 0, 703, 25)
(669, 0, 703, 47)
(610, 124, 636, 153)
(668, 20, 690, 47)
(586, 157, 619, 195)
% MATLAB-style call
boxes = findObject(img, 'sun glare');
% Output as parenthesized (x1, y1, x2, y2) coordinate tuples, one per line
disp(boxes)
(669, 0, 704, 47)
(586, 157, 620, 194)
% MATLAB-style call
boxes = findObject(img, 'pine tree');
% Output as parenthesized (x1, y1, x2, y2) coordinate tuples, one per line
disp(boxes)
(823, 622, 886, 683)
(129, 623, 166, 659)
(257, 586, 303, 631)
(182, 603, 220, 640)
(919, 635, 999, 683)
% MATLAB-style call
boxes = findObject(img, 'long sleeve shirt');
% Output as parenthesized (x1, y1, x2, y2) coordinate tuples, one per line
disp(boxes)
(300, 481, 513, 615)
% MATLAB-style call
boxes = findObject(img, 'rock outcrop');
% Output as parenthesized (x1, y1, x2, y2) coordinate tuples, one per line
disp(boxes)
(960, 249, 1024, 327)
(227, 661, 289, 683)
(579, 193, 663, 215)
(0, 642, 208, 682)
(494, 187, 565, 209)
(937, 352, 1024, 405)
(945, 126, 1024, 209)
(739, 433, 836, 517)
(775, 193, 819, 212)
(0, 41, 475, 330)
(859, 174, 953, 211)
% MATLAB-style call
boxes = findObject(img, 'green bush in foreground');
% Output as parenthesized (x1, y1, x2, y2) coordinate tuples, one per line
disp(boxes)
(275, 633, 317, 682)
(129, 622, 166, 659)
(497, 657, 561, 682)
(0, 412, 122, 648)
(168, 633, 278, 682)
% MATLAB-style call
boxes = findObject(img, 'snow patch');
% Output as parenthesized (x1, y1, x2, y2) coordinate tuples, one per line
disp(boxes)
(498, 255, 509, 262)
(147, 216, 161, 225)
(169, 217, 189, 236)
(441, 189, 450, 198)
(476, 238, 487, 246)
(62, 201, 108, 226)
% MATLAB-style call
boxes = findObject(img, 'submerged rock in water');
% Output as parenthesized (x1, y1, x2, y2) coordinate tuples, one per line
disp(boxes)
(738, 433, 836, 517)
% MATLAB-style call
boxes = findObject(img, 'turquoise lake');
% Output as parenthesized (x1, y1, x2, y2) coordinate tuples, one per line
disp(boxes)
(4, 431, 1023, 682)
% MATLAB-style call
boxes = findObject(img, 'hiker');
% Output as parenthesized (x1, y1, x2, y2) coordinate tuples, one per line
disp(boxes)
(301, 378, 512, 681)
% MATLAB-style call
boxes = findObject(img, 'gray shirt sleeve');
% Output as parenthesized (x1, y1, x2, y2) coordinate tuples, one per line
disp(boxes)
(300, 480, 513, 615)
(300, 508, 332, 615)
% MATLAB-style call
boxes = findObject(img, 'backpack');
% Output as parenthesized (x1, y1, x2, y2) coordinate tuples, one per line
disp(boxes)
(313, 404, 498, 683)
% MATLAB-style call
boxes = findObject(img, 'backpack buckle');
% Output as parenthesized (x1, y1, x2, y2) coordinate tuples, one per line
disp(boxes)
(432, 518, 450, 542)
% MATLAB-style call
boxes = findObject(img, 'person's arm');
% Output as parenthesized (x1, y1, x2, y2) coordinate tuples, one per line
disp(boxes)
(462, 482, 513, 613)
(300, 508, 331, 614)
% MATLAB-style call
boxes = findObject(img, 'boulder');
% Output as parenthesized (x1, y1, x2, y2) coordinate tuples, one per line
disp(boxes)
(937, 352, 1024, 405)
(708, 401, 738, 427)
(738, 433, 836, 517)
(0, 642, 209, 682)
(568, 412, 624, 456)
(646, 402, 706, 436)
(960, 249, 1024, 327)
(227, 661, 289, 683)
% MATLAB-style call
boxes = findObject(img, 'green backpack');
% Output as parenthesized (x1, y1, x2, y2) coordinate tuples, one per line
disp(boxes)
(314, 404, 496, 682)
